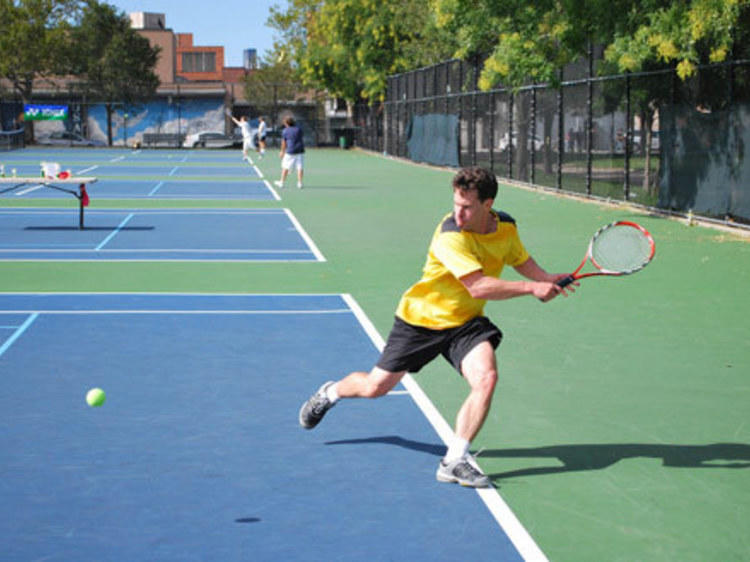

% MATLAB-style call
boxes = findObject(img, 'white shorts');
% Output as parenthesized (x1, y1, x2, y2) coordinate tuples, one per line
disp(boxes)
(243, 138, 253, 151)
(282, 153, 304, 171)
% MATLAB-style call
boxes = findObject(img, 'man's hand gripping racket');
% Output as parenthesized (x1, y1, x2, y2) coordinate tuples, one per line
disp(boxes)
(557, 220, 655, 288)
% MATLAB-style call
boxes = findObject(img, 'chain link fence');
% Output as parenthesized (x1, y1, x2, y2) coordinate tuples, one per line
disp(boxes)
(354, 56, 750, 226)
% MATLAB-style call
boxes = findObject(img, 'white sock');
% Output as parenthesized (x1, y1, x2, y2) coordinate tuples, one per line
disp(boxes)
(325, 382, 340, 403)
(444, 437, 470, 462)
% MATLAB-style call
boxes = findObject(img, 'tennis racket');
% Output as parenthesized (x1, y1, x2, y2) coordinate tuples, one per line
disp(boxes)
(557, 220, 655, 288)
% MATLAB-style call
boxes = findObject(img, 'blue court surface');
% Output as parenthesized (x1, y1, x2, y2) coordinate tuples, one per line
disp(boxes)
(0, 293, 533, 561)
(0, 209, 323, 261)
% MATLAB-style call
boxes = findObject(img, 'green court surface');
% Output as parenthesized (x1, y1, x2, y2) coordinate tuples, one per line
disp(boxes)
(1, 147, 748, 561)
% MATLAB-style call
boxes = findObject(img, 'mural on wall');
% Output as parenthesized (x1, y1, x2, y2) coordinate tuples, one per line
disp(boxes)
(34, 98, 225, 145)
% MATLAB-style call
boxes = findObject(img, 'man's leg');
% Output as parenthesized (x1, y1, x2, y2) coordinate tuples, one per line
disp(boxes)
(437, 340, 497, 487)
(275, 167, 289, 188)
(299, 367, 406, 429)
(335, 366, 405, 398)
(455, 340, 498, 443)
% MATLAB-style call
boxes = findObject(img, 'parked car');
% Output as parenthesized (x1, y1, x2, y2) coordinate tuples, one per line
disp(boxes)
(183, 131, 237, 148)
(498, 132, 544, 152)
(39, 131, 105, 147)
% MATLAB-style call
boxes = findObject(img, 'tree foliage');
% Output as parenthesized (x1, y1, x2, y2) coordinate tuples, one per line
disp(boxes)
(71, 1, 160, 104)
(0, 0, 83, 101)
(242, 52, 311, 121)
(430, 0, 750, 90)
(268, 0, 458, 102)
(70, 2, 160, 144)
(0, 1, 160, 143)
(605, 1, 750, 79)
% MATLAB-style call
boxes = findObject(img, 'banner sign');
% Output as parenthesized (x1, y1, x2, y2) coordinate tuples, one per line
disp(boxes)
(23, 104, 68, 121)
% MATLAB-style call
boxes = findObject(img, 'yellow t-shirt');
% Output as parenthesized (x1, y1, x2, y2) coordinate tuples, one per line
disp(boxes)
(395, 210, 530, 329)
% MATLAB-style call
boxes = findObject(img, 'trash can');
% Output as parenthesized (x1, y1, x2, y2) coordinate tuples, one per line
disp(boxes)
(335, 127, 355, 149)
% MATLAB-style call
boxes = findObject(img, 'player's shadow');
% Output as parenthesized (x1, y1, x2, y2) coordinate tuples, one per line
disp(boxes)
(325, 438, 750, 479)
(325, 435, 446, 457)
(482, 443, 750, 479)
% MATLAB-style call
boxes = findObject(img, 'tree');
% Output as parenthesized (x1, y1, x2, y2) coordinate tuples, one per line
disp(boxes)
(242, 53, 314, 127)
(431, 0, 666, 90)
(605, 1, 750, 80)
(71, 1, 160, 145)
(268, 0, 457, 104)
(0, 0, 84, 140)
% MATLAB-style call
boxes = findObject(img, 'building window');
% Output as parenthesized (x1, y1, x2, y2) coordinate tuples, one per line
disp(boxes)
(182, 52, 216, 73)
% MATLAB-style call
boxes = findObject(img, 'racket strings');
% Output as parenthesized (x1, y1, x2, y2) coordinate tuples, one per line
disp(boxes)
(591, 224, 653, 273)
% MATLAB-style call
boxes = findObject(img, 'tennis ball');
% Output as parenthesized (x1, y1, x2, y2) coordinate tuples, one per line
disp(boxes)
(86, 388, 106, 407)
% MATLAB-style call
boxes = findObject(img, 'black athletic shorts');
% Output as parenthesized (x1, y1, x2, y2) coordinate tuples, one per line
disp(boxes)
(376, 315, 502, 375)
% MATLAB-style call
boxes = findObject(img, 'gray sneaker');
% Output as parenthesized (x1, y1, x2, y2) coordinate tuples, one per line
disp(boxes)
(299, 381, 336, 429)
(436, 457, 491, 488)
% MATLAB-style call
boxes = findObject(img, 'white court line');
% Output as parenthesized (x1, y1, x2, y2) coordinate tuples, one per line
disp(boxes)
(252, 164, 263, 178)
(265, 179, 281, 201)
(77, 165, 99, 175)
(148, 181, 164, 196)
(0, 313, 38, 358)
(341, 293, 549, 562)
(16, 184, 45, 196)
(110, 155, 126, 163)
(95, 213, 134, 250)
(284, 208, 326, 262)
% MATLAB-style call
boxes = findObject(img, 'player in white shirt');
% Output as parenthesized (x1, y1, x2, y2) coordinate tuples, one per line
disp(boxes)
(230, 115, 254, 161)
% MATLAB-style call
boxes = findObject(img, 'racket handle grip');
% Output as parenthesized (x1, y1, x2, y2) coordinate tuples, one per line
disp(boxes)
(556, 275, 575, 288)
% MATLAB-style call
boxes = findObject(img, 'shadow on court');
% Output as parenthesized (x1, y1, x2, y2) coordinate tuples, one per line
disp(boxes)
(326, 435, 446, 457)
(483, 442, 750, 479)
(326, 438, 750, 479)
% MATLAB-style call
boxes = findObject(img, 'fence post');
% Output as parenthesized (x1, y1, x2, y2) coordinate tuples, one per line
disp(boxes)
(445, 61, 451, 115)
(489, 91, 495, 173)
(471, 56, 479, 166)
(530, 86, 537, 185)
(557, 68, 564, 190)
(508, 93, 514, 179)
(458, 60, 464, 166)
(586, 40, 593, 196)
(624, 71, 631, 200)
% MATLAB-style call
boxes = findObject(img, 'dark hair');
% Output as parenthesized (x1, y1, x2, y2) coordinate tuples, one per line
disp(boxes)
(452, 167, 498, 201)
(283, 116, 296, 127)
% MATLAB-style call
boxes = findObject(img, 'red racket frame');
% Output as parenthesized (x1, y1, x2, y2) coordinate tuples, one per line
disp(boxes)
(557, 220, 655, 287)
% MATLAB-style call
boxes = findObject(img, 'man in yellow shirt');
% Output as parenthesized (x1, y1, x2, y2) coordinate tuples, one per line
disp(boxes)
(299, 167, 574, 487)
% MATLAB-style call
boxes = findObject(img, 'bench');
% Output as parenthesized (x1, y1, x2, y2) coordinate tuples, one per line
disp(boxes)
(142, 133, 185, 148)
